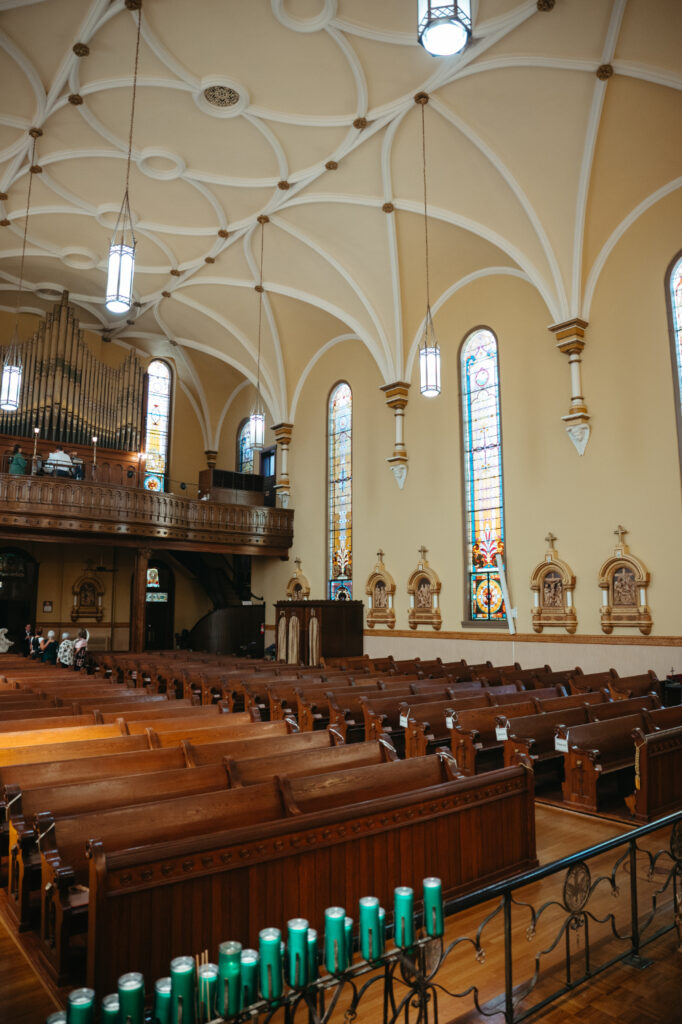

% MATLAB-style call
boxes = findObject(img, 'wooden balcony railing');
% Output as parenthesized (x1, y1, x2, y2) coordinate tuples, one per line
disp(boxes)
(0, 474, 294, 555)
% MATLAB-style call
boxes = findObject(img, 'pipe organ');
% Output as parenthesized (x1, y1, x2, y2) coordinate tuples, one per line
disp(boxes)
(0, 291, 143, 450)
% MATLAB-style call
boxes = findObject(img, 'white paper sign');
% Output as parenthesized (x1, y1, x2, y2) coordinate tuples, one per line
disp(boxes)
(446, 715, 454, 730)
(399, 713, 409, 728)
(555, 736, 568, 752)
(495, 725, 508, 741)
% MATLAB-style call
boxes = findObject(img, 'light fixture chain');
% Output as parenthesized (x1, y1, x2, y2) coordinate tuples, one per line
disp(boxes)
(14, 134, 37, 325)
(124, 1, 143, 197)
(256, 219, 265, 404)
(421, 100, 431, 313)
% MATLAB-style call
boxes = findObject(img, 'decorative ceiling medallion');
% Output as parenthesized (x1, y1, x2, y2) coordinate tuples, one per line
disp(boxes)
(194, 77, 249, 119)
(537, 0, 555, 9)
(68, 94, 83, 106)
(61, 247, 98, 270)
(204, 256, 215, 264)
(170, 269, 181, 276)
(0, 192, 7, 201)
(596, 64, 614, 80)
(36, 285, 62, 299)
(72, 42, 90, 57)
(0, 219, 9, 227)
(277, 180, 290, 190)
(325, 160, 338, 170)
(137, 148, 185, 181)
(382, 202, 394, 213)
(203, 85, 239, 107)
(161, 290, 171, 298)
(217, 229, 229, 238)
(353, 117, 368, 130)
(29, 164, 42, 175)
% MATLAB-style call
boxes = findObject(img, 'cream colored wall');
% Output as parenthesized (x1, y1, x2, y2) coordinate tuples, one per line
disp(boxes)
(217, 383, 277, 472)
(254, 190, 682, 674)
(8, 542, 212, 651)
(168, 382, 205, 495)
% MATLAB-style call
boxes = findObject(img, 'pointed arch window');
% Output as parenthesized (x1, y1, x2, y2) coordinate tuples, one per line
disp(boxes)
(328, 382, 352, 600)
(667, 252, 682, 476)
(460, 329, 507, 621)
(237, 419, 255, 474)
(143, 360, 172, 492)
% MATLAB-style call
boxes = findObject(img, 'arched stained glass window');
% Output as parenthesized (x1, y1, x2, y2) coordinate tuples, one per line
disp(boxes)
(668, 253, 682, 474)
(237, 419, 254, 474)
(328, 382, 352, 600)
(143, 360, 172, 492)
(460, 329, 507, 621)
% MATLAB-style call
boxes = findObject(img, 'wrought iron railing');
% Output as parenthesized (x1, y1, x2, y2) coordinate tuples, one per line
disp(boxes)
(54, 810, 682, 1024)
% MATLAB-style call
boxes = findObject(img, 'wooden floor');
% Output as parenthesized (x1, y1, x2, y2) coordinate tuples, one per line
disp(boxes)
(0, 803, 678, 1024)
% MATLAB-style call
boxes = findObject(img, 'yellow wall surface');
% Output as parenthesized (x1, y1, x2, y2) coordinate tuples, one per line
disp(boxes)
(253, 190, 682, 672)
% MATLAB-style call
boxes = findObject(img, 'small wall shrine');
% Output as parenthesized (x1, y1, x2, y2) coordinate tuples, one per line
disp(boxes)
(598, 525, 652, 635)
(365, 549, 396, 629)
(407, 546, 442, 630)
(529, 532, 577, 634)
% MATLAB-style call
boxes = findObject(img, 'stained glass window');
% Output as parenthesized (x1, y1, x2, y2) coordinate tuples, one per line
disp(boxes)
(328, 382, 352, 600)
(670, 255, 682, 464)
(143, 360, 171, 492)
(237, 420, 254, 474)
(460, 329, 506, 621)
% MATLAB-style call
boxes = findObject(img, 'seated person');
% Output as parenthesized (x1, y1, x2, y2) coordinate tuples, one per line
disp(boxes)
(40, 630, 59, 664)
(45, 446, 73, 477)
(57, 631, 75, 667)
(31, 627, 43, 658)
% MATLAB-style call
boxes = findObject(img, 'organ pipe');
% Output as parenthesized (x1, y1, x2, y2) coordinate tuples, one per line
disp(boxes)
(0, 291, 143, 450)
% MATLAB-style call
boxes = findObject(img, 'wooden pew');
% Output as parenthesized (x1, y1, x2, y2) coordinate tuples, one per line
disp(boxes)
(184, 727, 345, 767)
(85, 763, 537, 995)
(279, 752, 460, 815)
(7, 763, 232, 930)
(122, 709, 254, 735)
(38, 781, 288, 981)
(503, 707, 592, 774)
(534, 691, 609, 713)
(625, 725, 682, 822)
(569, 669, 618, 695)
(0, 721, 129, 750)
(587, 694, 661, 721)
(643, 705, 682, 731)
(148, 719, 297, 748)
(558, 714, 646, 811)
(0, 735, 151, 768)
(224, 736, 397, 786)
(448, 699, 539, 774)
(325, 685, 453, 741)
(608, 671, 659, 701)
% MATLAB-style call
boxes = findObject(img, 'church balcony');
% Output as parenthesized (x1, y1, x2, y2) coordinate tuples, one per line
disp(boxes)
(0, 473, 294, 556)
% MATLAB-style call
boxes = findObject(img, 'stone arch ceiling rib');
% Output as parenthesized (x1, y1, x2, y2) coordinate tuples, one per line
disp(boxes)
(0, 0, 680, 418)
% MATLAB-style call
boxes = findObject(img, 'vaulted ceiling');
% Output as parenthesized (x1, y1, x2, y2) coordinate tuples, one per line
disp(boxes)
(1, 0, 680, 446)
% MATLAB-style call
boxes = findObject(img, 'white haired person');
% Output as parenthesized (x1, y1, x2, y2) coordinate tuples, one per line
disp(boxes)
(57, 631, 74, 668)
(73, 627, 89, 672)
(39, 630, 59, 664)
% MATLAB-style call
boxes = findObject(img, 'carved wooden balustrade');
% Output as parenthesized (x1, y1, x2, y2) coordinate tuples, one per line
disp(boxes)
(0, 473, 294, 555)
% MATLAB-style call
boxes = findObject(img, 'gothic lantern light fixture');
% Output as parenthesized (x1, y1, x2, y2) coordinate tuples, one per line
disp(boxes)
(417, 1, 471, 57)
(105, 0, 143, 315)
(1, 128, 41, 411)
(415, 93, 441, 398)
(248, 215, 269, 452)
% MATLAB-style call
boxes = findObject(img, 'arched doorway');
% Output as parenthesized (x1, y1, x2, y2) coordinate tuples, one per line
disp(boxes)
(0, 548, 38, 652)
(143, 559, 175, 650)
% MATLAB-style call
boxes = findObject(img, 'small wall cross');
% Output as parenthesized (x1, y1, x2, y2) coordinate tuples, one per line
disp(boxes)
(614, 525, 628, 548)
(294, 557, 302, 572)
(418, 545, 428, 563)
(545, 532, 557, 548)
(376, 549, 385, 564)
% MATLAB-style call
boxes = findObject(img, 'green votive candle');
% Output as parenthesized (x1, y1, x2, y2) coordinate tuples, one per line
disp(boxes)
(67, 988, 95, 1024)
(46, 1014, 67, 1024)
(359, 897, 381, 962)
(100, 995, 119, 1024)
(378, 907, 386, 957)
(324, 906, 348, 973)
(307, 928, 319, 981)
(118, 971, 145, 1024)
(240, 949, 259, 1008)
(153, 978, 171, 1024)
(287, 918, 309, 988)
(170, 956, 196, 1024)
(259, 927, 283, 1001)
(423, 877, 444, 938)
(344, 916, 354, 965)
(218, 940, 242, 1018)
(198, 963, 218, 1022)
(394, 887, 414, 948)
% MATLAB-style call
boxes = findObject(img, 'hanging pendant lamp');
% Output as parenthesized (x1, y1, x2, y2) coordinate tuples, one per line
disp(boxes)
(417, 1, 471, 57)
(415, 93, 441, 398)
(248, 215, 269, 453)
(105, 0, 142, 315)
(1, 128, 41, 411)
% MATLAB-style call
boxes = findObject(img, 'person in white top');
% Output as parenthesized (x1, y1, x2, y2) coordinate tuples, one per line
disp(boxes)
(45, 446, 74, 477)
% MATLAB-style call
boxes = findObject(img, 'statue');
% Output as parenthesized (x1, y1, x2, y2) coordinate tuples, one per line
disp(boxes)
(0, 628, 14, 653)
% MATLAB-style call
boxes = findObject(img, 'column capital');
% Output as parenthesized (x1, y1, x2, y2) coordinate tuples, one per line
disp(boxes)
(380, 381, 410, 410)
(204, 449, 218, 469)
(271, 422, 294, 444)
(548, 317, 588, 355)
